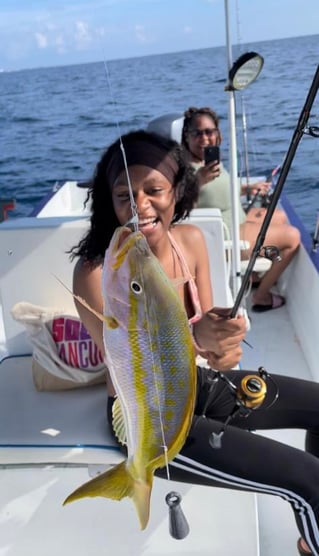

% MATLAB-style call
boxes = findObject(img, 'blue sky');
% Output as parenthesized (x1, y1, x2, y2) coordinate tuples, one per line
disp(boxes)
(1, 0, 318, 70)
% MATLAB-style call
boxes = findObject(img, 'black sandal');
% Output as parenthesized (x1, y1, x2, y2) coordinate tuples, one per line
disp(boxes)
(297, 537, 313, 555)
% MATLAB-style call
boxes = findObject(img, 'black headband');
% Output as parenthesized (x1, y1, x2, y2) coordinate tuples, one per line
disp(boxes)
(106, 140, 179, 186)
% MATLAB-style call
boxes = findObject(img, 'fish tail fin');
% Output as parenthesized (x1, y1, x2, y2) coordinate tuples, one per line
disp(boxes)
(63, 461, 132, 505)
(63, 461, 152, 530)
(132, 477, 152, 530)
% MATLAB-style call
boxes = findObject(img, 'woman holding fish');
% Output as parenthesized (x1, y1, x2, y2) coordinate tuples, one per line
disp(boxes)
(68, 130, 319, 555)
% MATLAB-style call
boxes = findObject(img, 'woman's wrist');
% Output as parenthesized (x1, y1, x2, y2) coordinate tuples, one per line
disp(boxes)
(190, 321, 206, 353)
(196, 169, 207, 187)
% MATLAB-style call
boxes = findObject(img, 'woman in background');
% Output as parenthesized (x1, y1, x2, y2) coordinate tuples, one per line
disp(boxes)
(181, 106, 301, 312)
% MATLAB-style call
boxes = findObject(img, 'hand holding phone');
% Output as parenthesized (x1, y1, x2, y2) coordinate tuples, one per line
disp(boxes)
(204, 146, 220, 165)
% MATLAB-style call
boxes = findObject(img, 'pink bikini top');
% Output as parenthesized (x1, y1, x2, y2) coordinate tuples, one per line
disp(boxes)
(167, 231, 202, 325)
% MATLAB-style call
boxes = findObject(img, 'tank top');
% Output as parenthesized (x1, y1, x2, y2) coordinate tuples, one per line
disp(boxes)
(167, 231, 202, 325)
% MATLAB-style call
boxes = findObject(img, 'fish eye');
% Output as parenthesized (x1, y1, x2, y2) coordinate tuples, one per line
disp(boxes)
(130, 280, 143, 295)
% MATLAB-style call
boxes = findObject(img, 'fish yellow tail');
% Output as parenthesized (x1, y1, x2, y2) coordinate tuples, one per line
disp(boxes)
(63, 461, 152, 530)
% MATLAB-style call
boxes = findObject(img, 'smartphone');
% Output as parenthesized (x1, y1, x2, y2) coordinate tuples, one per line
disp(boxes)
(204, 145, 220, 165)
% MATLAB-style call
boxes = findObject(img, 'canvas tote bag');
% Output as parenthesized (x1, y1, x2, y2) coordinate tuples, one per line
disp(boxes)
(11, 302, 107, 391)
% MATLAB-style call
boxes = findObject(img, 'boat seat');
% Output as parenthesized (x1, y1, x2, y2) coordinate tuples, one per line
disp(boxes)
(187, 208, 233, 307)
(0, 354, 123, 466)
(147, 113, 184, 143)
(224, 239, 272, 276)
(240, 256, 272, 276)
(0, 216, 89, 356)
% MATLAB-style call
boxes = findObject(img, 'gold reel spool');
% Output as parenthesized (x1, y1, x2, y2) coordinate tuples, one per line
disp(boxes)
(237, 374, 267, 409)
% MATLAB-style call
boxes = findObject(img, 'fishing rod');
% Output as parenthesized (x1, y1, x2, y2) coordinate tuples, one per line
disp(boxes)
(210, 65, 319, 447)
(231, 63, 319, 318)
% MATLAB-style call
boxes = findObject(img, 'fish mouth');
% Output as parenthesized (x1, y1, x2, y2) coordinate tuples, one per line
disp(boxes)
(110, 226, 149, 267)
(116, 226, 133, 249)
(111, 226, 137, 253)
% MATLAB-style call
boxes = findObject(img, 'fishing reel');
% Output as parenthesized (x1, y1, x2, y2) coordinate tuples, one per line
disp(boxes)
(220, 366, 268, 412)
(209, 366, 278, 449)
(258, 244, 282, 263)
(245, 185, 273, 213)
(260, 191, 273, 209)
(236, 372, 267, 409)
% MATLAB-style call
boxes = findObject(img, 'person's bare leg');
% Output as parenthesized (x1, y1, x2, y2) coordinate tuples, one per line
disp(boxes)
(240, 222, 300, 306)
(246, 206, 288, 226)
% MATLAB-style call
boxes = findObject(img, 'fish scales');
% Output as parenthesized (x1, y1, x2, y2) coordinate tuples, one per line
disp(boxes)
(64, 226, 196, 530)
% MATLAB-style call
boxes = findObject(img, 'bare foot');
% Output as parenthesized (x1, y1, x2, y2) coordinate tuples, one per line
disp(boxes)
(252, 291, 273, 305)
(298, 537, 312, 554)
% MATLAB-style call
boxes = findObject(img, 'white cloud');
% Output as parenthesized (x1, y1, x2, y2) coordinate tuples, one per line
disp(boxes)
(33, 18, 94, 56)
(135, 24, 147, 43)
(34, 32, 48, 49)
(74, 20, 91, 48)
(75, 20, 89, 39)
(55, 35, 66, 54)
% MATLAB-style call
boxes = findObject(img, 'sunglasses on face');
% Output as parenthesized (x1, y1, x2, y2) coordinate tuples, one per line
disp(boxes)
(189, 128, 219, 138)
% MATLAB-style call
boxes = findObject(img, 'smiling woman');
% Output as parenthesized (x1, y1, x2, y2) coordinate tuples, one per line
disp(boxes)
(69, 127, 246, 380)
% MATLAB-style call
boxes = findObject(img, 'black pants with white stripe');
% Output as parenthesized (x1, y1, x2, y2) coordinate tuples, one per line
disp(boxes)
(156, 367, 319, 555)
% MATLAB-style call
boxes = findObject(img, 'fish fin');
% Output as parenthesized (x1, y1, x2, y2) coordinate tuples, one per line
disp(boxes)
(63, 461, 132, 504)
(132, 477, 152, 530)
(63, 460, 152, 530)
(112, 397, 127, 445)
(53, 274, 105, 323)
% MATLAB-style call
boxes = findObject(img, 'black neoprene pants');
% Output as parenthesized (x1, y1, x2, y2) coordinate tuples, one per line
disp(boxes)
(154, 367, 319, 555)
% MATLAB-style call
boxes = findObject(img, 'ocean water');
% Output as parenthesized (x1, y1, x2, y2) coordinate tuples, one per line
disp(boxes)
(0, 34, 318, 232)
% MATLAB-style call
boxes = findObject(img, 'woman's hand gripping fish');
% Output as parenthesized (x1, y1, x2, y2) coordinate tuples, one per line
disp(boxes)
(63, 226, 197, 530)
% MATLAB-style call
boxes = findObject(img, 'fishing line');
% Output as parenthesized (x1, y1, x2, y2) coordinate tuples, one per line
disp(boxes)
(100, 39, 188, 539)
(101, 54, 138, 228)
(234, 0, 264, 194)
(143, 301, 171, 479)
(101, 47, 171, 472)
(133, 252, 192, 539)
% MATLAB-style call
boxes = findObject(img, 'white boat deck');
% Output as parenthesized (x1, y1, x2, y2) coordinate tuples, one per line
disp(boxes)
(242, 292, 311, 382)
(243, 294, 311, 556)
(0, 467, 258, 556)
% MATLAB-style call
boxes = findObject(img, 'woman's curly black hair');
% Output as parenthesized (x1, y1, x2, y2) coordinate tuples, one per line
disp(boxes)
(69, 129, 199, 262)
